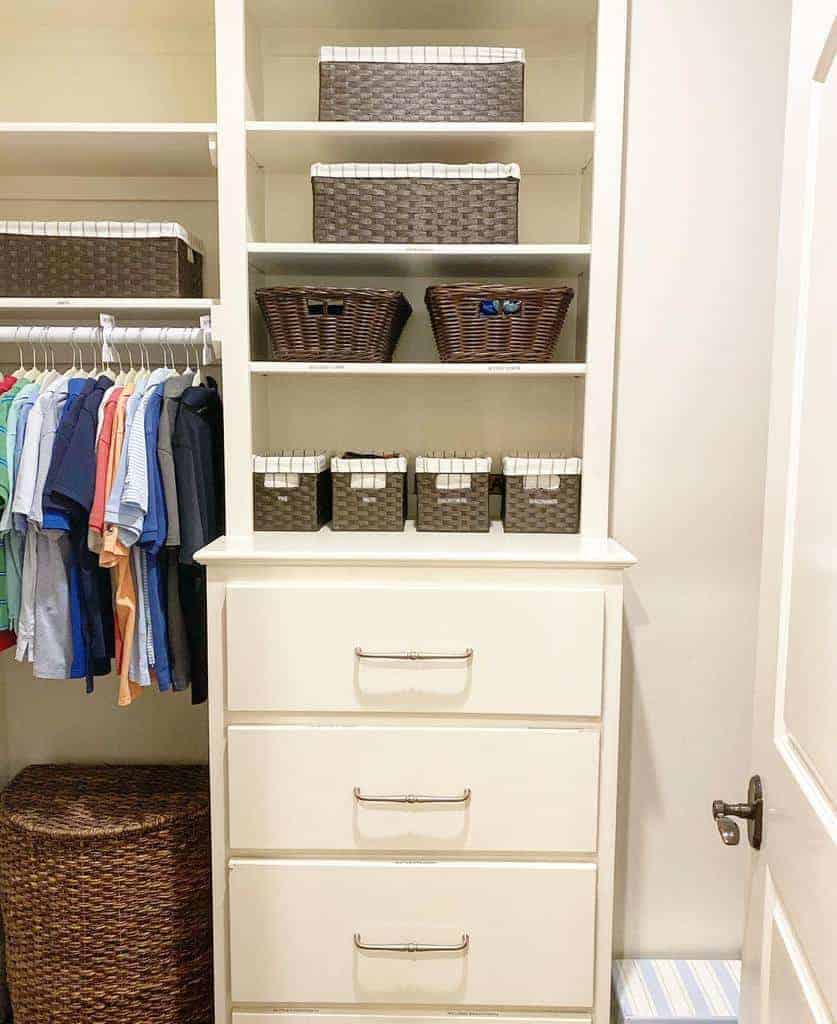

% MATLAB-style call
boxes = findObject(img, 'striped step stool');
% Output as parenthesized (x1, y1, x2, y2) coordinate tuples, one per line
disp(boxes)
(612, 959, 741, 1023)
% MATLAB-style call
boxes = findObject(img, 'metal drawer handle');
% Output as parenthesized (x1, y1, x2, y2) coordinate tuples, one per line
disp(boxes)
(355, 647, 474, 662)
(354, 933, 470, 954)
(354, 787, 471, 805)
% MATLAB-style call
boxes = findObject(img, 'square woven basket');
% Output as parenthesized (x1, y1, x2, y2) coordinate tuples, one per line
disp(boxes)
(503, 457, 582, 534)
(253, 454, 332, 532)
(318, 46, 525, 122)
(312, 163, 520, 245)
(415, 456, 492, 533)
(331, 455, 407, 532)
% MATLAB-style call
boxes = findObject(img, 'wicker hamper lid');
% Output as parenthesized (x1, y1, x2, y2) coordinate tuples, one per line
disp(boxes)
(320, 46, 525, 64)
(0, 220, 205, 255)
(0, 764, 209, 840)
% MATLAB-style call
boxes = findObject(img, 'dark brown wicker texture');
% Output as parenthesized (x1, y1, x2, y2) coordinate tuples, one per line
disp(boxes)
(312, 177, 519, 244)
(253, 470, 332, 531)
(256, 286, 412, 362)
(503, 474, 581, 533)
(0, 764, 212, 1024)
(426, 284, 575, 362)
(319, 61, 524, 121)
(0, 235, 203, 298)
(332, 473, 406, 532)
(416, 472, 491, 533)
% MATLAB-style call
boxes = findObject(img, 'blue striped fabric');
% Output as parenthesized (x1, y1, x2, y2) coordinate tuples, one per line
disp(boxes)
(613, 959, 740, 1022)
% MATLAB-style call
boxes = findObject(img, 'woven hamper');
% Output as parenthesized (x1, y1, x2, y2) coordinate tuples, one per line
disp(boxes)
(0, 221, 204, 298)
(319, 46, 525, 122)
(312, 163, 520, 245)
(253, 453, 332, 531)
(0, 764, 212, 1024)
(416, 456, 492, 533)
(331, 454, 407, 532)
(503, 456, 582, 533)
(426, 284, 575, 362)
(255, 285, 412, 362)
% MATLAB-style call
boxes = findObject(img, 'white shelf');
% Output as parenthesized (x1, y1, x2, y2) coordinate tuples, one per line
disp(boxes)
(196, 521, 636, 569)
(251, 360, 586, 377)
(0, 297, 216, 324)
(248, 243, 591, 277)
(247, 122, 594, 174)
(0, 124, 218, 177)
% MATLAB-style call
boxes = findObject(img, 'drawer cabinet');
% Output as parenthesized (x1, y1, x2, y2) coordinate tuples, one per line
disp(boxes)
(229, 860, 597, 1008)
(225, 581, 605, 716)
(228, 724, 600, 853)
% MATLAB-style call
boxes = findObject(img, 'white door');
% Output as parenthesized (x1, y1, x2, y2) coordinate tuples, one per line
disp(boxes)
(739, 6, 837, 1022)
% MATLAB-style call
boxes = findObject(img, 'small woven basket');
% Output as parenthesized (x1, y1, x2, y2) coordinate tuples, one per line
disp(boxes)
(255, 286, 412, 362)
(503, 457, 582, 533)
(416, 456, 492, 533)
(319, 47, 524, 122)
(426, 284, 575, 362)
(253, 454, 332, 531)
(312, 164, 520, 245)
(331, 455, 407, 532)
(0, 764, 212, 1024)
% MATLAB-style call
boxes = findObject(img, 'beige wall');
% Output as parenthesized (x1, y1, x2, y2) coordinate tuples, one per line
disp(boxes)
(612, 0, 792, 955)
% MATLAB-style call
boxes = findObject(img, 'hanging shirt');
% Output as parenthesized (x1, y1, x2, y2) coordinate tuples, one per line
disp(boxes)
(7, 388, 38, 631)
(0, 378, 26, 629)
(88, 387, 122, 553)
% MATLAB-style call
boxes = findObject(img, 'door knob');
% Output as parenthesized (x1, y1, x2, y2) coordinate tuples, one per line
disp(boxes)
(712, 775, 763, 850)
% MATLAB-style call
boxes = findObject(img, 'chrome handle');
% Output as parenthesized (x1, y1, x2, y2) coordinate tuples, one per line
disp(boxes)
(354, 933, 470, 953)
(354, 787, 471, 805)
(355, 647, 474, 662)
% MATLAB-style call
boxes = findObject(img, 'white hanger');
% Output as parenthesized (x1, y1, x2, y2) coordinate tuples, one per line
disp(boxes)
(23, 328, 40, 382)
(192, 329, 203, 386)
(13, 328, 26, 378)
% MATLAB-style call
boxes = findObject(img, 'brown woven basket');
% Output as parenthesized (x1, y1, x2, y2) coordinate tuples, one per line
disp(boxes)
(319, 61, 524, 122)
(312, 177, 519, 244)
(253, 468, 332, 531)
(0, 764, 212, 1024)
(416, 460, 491, 533)
(426, 284, 575, 362)
(0, 235, 203, 298)
(256, 286, 412, 362)
(503, 474, 581, 533)
(332, 470, 406, 532)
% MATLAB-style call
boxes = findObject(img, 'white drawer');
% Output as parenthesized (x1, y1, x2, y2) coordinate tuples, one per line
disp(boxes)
(233, 1014, 590, 1024)
(229, 860, 596, 1008)
(225, 582, 605, 716)
(228, 725, 600, 854)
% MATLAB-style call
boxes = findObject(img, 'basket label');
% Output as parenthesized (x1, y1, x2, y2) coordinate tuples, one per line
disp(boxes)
(438, 497, 469, 505)
(361, 496, 378, 504)
(275, 494, 289, 503)
(529, 497, 559, 506)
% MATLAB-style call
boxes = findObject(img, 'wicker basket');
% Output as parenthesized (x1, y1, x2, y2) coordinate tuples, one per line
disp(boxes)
(503, 457, 582, 533)
(0, 221, 203, 298)
(416, 456, 492, 533)
(0, 764, 212, 1024)
(426, 284, 575, 362)
(253, 453, 332, 531)
(256, 286, 412, 362)
(319, 46, 525, 122)
(312, 163, 520, 244)
(331, 454, 407, 532)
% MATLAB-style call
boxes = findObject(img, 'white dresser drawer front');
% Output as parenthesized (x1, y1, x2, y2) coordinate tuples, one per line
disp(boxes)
(229, 860, 596, 1008)
(225, 582, 605, 716)
(228, 725, 600, 854)
(234, 1014, 590, 1024)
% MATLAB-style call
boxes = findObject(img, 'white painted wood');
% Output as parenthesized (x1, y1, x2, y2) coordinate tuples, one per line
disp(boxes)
(234, 1014, 590, 1024)
(250, 361, 587, 377)
(228, 724, 600, 853)
(0, 297, 215, 316)
(224, 581, 605, 715)
(741, 6, 837, 1023)
(246, 122, 594, 174)
(196, 522, 635, 568)
(228, 859, 597, 1008)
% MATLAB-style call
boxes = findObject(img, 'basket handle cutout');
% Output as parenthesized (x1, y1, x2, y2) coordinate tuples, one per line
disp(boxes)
(478, 299, 523, 317)
(306, 300, 325, 315)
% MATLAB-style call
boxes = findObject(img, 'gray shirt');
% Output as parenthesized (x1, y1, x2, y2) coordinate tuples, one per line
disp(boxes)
(157, 372, 193, 547)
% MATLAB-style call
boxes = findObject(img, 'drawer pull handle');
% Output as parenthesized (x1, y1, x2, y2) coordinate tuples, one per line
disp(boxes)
(354, 933, 470, 954)
(354, 647, 474, 662)
(354, 787, 472, 805)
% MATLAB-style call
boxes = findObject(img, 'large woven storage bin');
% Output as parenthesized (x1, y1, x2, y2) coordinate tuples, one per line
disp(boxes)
(503, 457, 582, 533)
(426, 284, 575, 362)
(0, 764, 212, 1024)
(256, 286, 412, 362)
(416, 456, 492, 533)
(312, 163, 520, 244)
(253, 453, 332, 531)
(331, 455, 407, 532)
(319, 46, 525, 122)
(0, 221, 203, 298)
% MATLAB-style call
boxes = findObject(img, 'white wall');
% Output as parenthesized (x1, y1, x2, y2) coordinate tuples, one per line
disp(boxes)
(611, 0, 791, 955)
